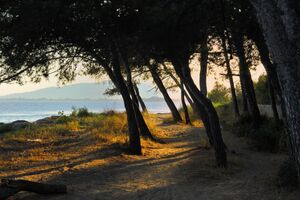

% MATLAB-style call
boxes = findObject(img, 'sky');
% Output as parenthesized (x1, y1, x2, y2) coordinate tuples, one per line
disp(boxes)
(0, 57, 266, 99)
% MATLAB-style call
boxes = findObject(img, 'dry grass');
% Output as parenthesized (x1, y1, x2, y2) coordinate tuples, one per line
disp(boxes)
(0, 112, 193, 181)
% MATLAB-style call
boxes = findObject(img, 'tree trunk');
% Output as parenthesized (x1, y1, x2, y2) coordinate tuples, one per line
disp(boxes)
(149, 65, 183, 123)
(171, 57, 227, 168)
(199, 35, 209, 97)
(133, 84, 148, 113)
(115, 72, 142, 154)
(253, 33, 282, 123)
(91, 52, 142, 155)
(109, 53, 142, 155)
(221, 33, 240, 117)
(120, 54, 154, 140)
(180, 79, 192, 125)
(161, 62, 212, 143)
(240, 76, 249, 113)
(234, 34, 261, 128)
(161, 63, 196, 111)
(250, 0, 300, 179)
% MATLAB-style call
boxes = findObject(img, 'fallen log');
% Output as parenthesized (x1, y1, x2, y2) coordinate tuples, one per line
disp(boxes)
(0, 179, 67, 199)
(0, 187, 20, 200)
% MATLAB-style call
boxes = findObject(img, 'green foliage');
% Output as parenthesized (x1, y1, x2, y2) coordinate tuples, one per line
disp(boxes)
(208, 82, 230, 104)
(254, 75, 270, 104)
(56, 115, 73, 124)
(71, 107, 90, 118)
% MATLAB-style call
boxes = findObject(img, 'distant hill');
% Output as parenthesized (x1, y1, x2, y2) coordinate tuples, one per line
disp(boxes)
(0, 82, 163, 101)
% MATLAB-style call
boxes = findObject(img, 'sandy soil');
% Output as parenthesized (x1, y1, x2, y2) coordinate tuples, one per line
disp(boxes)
(2, 117, 300, 200)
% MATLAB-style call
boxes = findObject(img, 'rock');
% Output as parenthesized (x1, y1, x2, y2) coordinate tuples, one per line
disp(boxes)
(8, 120, 30, 131)
(34, 116, 59, 125)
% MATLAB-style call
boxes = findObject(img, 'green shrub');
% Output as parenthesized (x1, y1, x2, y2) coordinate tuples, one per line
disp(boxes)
(71, 107, 90, 117)
(250, 120, 285, 152)
(232, 114, 254, 137)
(0, 123, 12, 133)
(208, 82, 230, 105)
(56, 115, 73, 124)
(232, 114, 286, 153)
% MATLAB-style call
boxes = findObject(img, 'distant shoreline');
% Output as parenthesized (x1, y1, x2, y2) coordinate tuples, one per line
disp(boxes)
(0, 97, 170, 102)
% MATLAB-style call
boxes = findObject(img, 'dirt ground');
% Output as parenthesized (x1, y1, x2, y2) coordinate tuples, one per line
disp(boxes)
(1, 116, 300, 200)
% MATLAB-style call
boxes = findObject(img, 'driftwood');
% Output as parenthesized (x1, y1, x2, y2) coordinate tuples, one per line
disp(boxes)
(0, 179, 67, 200)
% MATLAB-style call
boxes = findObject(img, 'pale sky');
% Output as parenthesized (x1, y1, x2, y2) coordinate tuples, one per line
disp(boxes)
(0, 57, 266, 98)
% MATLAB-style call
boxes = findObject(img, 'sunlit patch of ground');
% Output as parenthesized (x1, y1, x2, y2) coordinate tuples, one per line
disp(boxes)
(0, 113, 299, 200)
(0, 113, 199, 181)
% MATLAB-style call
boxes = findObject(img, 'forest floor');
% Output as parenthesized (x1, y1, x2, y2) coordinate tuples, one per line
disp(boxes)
(1, 114, 300, 200)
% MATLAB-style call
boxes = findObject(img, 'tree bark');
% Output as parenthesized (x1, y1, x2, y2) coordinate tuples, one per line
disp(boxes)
(108, 52, 142, 155)
(90, 51, 142, 155)
(171, 57, 227, 168)
(240, 76, 249, 113)
(199, 36, 209, 97)
(161, 63, 196, 110)
(221, 33, 240, 117)
(133, 84, 148, 113)
(120, 54, 154, 140)
(252, 31, 282, 122)
(219, 0, 240, 117)
(149, 65, 183, 123)
(180, 79, 192, 125)
(250, 0, 300, 179)
(234, 34, 261, 128)
(161, 62, 212, 143)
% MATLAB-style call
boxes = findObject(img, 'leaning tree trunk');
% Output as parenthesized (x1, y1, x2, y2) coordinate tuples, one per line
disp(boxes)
(100, 51, 143, 155)
(134, 84, 148, 113)
(221, 34, 240, 117)
(234, 34, 261, 128)
(171, 57, 227, 168)
(149, 65, 183, 123)
(180, 79, 192, 125)
(253, 33, 281, 122)
(91, 50, 142, 154)
(250, 0, 300, 180)
(199, 35, 209, 97)
(219, 0, 240, 117)
(162, 62, 196, 111)
(113, 64, 142, 155)
(120, 55, 154, 140)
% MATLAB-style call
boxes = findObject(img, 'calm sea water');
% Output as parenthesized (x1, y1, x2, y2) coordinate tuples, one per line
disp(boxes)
(0, 99, 180, 123)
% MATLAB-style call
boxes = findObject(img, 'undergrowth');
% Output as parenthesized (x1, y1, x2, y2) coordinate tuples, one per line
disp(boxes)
(216, 103, 286, 153)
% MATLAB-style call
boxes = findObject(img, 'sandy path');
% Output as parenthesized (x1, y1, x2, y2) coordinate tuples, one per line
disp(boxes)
(13, 125, 300, 200)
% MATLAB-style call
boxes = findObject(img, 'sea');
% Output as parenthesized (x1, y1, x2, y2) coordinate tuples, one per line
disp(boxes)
(0, 99, 180, 123)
